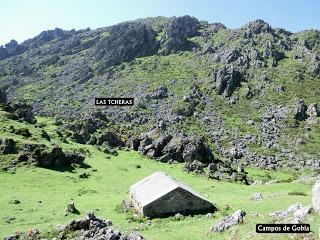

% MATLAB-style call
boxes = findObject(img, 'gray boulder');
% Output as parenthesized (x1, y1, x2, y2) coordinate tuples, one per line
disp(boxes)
(65, 201, 80, 215)
(307, 103, 320, 118)
(183, 160, 206, 174)
(311, 61, 320, 75)
(97, 131, 124, 147)
(7, 102, 37, 124)
(250, 192, 263, 201)
(213, 66, 242, 97)
(120, 232, 144, 240)
(152, 134, 173, 157)
(147, 85, 168, 99)
(211, 210, 246, 232)
(270, 203, 312, 223)
(182, 136, 214, 163)
(292, 99, 308, 121)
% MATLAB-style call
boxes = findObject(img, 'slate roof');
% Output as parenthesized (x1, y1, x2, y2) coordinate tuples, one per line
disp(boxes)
(129, 171, 211, 207)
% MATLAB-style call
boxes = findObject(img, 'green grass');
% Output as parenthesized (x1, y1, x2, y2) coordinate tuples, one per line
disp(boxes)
(0, 147, 319, 239)
(2, 110, 318, 240)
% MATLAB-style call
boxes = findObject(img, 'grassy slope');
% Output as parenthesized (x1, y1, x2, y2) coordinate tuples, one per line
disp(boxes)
(0, 113, 319, 239)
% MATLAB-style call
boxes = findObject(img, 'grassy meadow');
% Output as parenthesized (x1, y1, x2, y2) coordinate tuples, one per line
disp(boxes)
(0, 110, 319, 239)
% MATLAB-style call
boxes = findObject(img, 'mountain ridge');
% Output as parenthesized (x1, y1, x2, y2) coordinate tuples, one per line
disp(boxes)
(0, 15, 320, 173)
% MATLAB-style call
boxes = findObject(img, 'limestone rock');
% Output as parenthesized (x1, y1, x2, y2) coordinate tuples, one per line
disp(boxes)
(211, 210, 246, 232)
(292, 99, 308, 121)
(307, 103, 320, 118)
(250, 192, 263, 201)
(213, 66, 242, 97)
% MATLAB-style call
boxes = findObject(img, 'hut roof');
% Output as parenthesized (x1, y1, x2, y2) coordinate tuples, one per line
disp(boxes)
(129, 171, 211, 207)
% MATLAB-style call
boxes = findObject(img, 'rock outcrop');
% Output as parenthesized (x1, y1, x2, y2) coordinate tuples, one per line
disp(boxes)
(96, 21, 159, 69)
(5, 102, 37, 124)
(5, 212, 144, 240)
(211, 210, 246, 232)
(213, 66, 242, 97)
(292, 99, 308, 121)
(270, 203, 313, 223)
(159, 15, 199, 55)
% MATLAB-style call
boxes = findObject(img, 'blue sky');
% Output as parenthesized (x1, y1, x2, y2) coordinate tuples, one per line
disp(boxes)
(1, 0, 320, 45)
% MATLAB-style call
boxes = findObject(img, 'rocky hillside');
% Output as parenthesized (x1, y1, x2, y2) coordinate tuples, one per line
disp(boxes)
(1, 16, 320, 172)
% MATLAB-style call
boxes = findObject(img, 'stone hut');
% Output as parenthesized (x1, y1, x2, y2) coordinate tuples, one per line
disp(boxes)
(129, 171, 215, 218)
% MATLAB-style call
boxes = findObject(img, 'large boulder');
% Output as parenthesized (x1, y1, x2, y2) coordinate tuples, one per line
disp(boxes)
(307, 103, 320, 118)
(183, 160, 206, 174)
(213, 66, 242, 97)
(161, 135, 214, 163)
(61, 212, 144, 240)
(270, 203, 312, 223)
(6, 102, 37, 124)
(292, 99, 308, 121)
(152, 134, 173, 157)
(147, 85, 168, 99)
(211, 210, 246, 232)
(213, 47, 249, 67)
(71, 131, 91, 144)
(126, 136, 141, 150)
(182, 136, 214, 163)
(161, 136, 185, 162)
(24, 144, 85, 168)
(97, 131, 124, 147)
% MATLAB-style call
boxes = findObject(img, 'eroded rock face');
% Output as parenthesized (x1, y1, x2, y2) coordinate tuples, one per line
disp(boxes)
(6, 102, 37, 124)
(213, 66, 242, 97)
(159, 15, 198, 55)
(181, 136, 214, 163)
(243, 19, 272, 38)
(183, 160, 206, 174)
(270, 203, 312, 223)
(96, 21, 159, 69)
(97, 131, 124, 147)
(21, 143, 85, 168)
(292, 99, 308, 121)
(211, 210, 246, 232)
(129, 132, 214, 164)
(213, 47, 250, 67)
